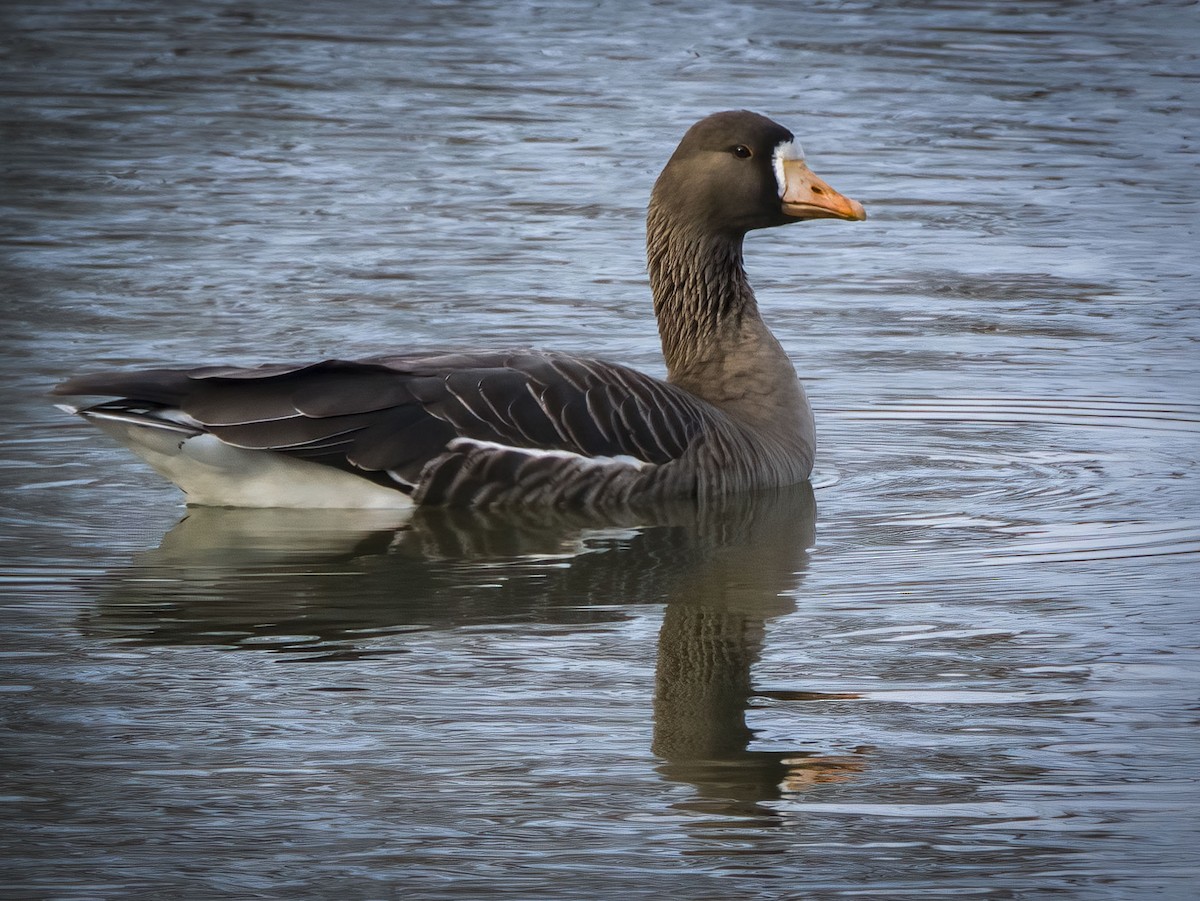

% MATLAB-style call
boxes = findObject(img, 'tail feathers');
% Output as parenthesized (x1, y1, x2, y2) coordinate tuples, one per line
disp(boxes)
(52, 368, 193, 402)
(59, 400, 413, 509)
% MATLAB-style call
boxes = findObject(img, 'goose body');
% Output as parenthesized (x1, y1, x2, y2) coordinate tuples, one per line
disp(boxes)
(54, 111, 865, 509)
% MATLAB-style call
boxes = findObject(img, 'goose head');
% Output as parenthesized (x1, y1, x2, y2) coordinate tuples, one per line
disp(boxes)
(650, 110, 865, 237)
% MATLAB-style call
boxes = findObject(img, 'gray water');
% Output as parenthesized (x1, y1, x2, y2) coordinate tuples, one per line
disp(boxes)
(2, 1, 1198, 897)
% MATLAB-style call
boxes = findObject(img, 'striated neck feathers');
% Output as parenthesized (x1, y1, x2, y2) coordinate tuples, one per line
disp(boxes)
(646, 204, 758, 386)
(646, 197, 804, 430)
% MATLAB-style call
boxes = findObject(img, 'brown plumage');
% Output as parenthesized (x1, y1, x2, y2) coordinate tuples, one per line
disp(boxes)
(53, 111, 865, 509)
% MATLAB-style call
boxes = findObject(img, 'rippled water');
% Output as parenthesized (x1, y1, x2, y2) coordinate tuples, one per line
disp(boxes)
(2, 1, 1198, 897)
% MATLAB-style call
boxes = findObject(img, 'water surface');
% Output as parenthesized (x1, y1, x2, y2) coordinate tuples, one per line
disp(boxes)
(2, 1, 1198, 897)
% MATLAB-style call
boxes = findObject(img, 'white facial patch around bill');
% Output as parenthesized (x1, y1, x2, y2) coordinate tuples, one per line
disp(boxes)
(772, 140, 806, 197)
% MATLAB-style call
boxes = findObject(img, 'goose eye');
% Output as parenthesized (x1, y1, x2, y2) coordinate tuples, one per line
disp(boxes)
(732, 145, 753, 159)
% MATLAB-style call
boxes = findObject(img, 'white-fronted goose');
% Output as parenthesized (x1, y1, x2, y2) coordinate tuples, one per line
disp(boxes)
(54, 111, 865, 509)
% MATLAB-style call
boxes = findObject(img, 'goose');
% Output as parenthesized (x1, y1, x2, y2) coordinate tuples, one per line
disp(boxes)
(54, 110, 865, 509)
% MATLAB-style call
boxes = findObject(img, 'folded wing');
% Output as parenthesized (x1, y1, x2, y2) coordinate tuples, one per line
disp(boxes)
(55, 351, 717, 506)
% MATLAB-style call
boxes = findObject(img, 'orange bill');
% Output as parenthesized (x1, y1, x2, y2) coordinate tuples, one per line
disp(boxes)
(780, 158, 866, 221)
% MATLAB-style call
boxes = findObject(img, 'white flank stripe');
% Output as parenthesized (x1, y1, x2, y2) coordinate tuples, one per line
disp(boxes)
(449, 437, 648, 471)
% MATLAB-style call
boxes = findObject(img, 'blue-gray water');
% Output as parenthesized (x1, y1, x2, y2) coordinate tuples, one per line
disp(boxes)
(2, 1, 1198, 897)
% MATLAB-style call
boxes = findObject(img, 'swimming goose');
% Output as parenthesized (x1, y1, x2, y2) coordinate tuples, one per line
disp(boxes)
(54, 110, 865, 509)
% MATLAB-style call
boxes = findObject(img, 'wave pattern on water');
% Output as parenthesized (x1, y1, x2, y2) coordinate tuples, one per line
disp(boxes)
(833, 396, 1200, 433)
(813, 393, 1199, 576)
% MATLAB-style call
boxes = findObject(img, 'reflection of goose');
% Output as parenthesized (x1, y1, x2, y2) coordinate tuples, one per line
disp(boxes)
(55, 111, 864, 509)
(82, 486, 861, 811)
(650, 483, 867, 812)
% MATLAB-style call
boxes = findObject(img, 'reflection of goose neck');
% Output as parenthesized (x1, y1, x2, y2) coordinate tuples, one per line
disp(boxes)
(651, 483, 817, 770)
(652, 605, 764, 759)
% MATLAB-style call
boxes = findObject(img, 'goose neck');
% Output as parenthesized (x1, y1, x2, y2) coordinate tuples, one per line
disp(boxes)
(646, 213, 758, 382)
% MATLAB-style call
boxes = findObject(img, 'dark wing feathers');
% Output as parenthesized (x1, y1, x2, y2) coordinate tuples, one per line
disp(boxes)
(186, 379, 309, 425)
(499, 384, 565, 447)
(56, 351, 714, 491)
(290, 372, 417, 417)
(206, 414, 373, 452)
(347, 412, 456, 477)
(188, 362, 316, 380)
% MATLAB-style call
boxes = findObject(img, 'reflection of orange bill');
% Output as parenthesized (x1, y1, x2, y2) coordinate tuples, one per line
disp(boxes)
(780, 753, 869, 791)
